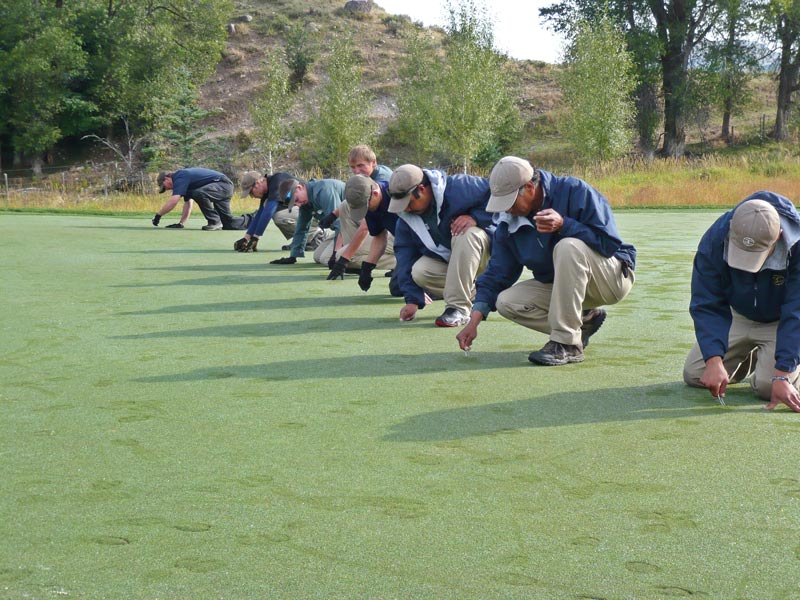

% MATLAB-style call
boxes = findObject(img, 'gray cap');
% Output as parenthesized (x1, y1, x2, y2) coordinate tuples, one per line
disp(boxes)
(344, 175, 375, 222)
(156, 171, 171, 194)
(388, 164, 424, 213)
(240, 171, 262, 198)
(486, 157, 534, 212)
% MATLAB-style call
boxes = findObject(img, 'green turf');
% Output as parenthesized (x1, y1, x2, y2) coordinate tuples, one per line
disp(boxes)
(2, 212, 799, 599)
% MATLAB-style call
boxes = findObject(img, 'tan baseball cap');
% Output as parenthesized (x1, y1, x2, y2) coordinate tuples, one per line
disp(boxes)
(344, 175, 375, 222)
(486, 157, 534, 212)
(727, 199, 781, 272)
(240, 171, 262, 198)
(388, 164, 424, 213)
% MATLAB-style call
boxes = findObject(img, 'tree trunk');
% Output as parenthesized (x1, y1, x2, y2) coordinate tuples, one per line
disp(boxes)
(32, 156, 43, 176)
(722, 102, 732, 143)
(774, 27, 800, 140)
(660, 43, 689, 157)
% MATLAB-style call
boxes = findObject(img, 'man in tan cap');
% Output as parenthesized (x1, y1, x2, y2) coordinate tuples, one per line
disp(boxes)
(456, 156, 636, 365)
(683, 192, 800, 412)
(388, 164, 494, 326)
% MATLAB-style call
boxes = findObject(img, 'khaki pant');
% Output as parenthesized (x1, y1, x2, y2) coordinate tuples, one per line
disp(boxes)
(273, 206, 299, 240)
(683, 309, 800, 400)
(496, 237, 634, 346)
(314, 202, 396, 269)
(411, 227, 491, 314)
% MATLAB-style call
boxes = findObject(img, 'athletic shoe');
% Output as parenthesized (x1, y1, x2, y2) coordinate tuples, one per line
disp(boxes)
(528, 340, 585, 366)
(165, 223, 184, 229)
(202, 223, 223, 231)
(435, 307, 469, 327)
(580, 308, 607, 348)
(281, 244, 291, 251)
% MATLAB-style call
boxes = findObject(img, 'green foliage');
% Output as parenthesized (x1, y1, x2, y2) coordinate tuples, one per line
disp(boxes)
(560, 17, 638, 162)
(302, 36, 377, 178)
(285, 22, 319, 90)
(146, 80, 221, 169)
(250, 50, 294, 171)
(394, 0, 521, 171)
(0, 0, 232, 164)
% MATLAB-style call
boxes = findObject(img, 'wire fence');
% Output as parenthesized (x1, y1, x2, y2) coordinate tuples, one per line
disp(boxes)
(1, 162, 156, 199)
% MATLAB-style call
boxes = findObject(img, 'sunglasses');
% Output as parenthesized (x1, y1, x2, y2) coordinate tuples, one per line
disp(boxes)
(390, 183, 422, 200)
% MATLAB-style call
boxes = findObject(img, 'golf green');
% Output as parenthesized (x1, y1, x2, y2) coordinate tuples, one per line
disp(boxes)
(1, 212, 798, 599)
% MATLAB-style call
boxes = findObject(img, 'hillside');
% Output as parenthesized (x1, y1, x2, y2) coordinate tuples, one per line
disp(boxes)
(195, 0, 564, 170)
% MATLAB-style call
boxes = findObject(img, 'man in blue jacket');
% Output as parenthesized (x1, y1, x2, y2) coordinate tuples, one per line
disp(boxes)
(683, 192, 800, 412)
(456, 156, 636, 366)
(388, 164, 493, 327)
(152, 167, 250, 231)
(234, 171, 296, 252)
(326, 174, 397, 282)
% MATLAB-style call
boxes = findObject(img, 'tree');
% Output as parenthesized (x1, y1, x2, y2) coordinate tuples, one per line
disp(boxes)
(542, 0, 719, 157)
(147, 79, 221, 169)
(394, 0, 520, 171)
(706, 0, 761, 142)
(0, 0, 232, 167)
(394, 30, 444, 163)
(560, 16, 638, 161)
(304, 36, 377, 178)
(250, 50, 294, 173)
(768, 0, 800, 140)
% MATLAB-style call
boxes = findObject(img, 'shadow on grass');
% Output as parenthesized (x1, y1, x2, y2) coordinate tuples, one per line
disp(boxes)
(111, 248, 233, 254)
(133, 350, 520, 383)
(112, 273, 330, 286)
(117, 295, 397, 316)
(384, 383, 756, 440)
(115, 315, 407, 339)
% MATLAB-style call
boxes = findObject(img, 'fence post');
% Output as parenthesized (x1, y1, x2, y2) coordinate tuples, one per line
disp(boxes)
(3, 173, 8, 199)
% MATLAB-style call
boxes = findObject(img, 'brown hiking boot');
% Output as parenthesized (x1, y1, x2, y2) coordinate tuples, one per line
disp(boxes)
(528, 340, 585, 366)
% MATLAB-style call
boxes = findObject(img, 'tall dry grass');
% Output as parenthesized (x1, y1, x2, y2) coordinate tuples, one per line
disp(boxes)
(2, 152, 800, 213)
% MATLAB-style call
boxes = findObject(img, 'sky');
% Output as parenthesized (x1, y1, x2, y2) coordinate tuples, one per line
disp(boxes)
(376, 0, 565, 63)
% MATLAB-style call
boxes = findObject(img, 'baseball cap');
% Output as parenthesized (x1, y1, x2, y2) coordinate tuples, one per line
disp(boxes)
(344, 175, 375, 222)
(156, 171, 171, 194)
(486, 157, 534, 212)
(727, 199, 781, 272)
(388, 164, 424, 213)
(240, 171, 262, 198)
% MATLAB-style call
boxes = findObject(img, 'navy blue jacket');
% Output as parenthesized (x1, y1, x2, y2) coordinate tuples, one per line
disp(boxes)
(364, 181, 399, 237)
(474, 170, 636, 315)
(690, 191, 800, 373)
(394, 170, 492, 307)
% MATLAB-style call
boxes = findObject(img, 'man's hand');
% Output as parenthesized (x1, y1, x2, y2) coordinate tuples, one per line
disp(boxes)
(318, 213, 337, 229)
(358, 261, 376, 291)
(533, 208, 564, 233)
(270, 257, 297, 265)
(451, 215, 477, 236)
(152, 213, 161, 226)
(699, 356, 729, 399)
(765, 377, 800, 413)
(456, 312, 484, 350)
(400, 304, 418, 322)
(327, 256, 349, 280)
(327, 251, 338, 270)
(234, 237, 249, 251)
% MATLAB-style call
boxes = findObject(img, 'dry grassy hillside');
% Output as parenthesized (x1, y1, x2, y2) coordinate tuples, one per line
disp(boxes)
(196, 0, 563, 168)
